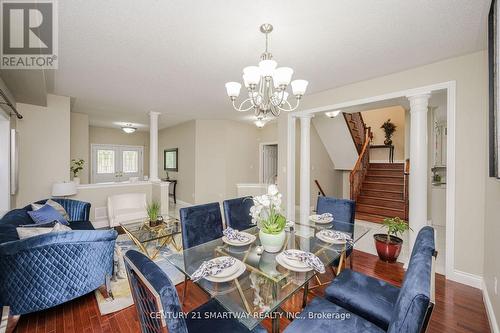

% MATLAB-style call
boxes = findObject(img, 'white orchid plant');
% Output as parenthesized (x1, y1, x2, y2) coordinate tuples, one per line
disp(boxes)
(250, 185, 286, 235)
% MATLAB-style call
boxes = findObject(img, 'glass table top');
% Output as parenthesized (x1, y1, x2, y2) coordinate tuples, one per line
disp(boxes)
(120, 216, 181, 244)
(164, 220, 371, 330)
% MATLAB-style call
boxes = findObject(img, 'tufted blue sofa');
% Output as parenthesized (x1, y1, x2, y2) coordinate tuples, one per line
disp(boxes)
(0, 199, 117, 315)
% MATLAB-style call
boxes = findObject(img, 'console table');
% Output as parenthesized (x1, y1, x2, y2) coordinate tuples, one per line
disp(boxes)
(370, 144, 394, 163)
(161, 179, 177, 203)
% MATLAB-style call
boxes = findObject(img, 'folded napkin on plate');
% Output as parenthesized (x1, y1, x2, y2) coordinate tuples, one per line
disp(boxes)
(320, 230, 352, 242)
(191, 257, 236, 282)
(320, 213, 333, 219)
(223, 227, 250, 242)
(283, 250, 325, 274)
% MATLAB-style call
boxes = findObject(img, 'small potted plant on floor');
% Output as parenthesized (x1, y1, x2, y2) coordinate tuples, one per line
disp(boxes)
(70, 159, 85, 184)
(251, 185, 287, 253)
(147, 202, 161, 228)
(374, 217, 410, 263)
(381, 119, 396, 145)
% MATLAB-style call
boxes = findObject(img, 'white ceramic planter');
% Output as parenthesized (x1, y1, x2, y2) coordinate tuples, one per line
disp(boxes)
(259, 230, 286, 253)
(73, 177, 80, 185)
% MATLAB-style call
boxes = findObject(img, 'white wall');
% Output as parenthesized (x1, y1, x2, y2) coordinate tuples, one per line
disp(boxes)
(362, 106, 406, 161)
(0, 112, 10, 216)
(70, 112, 90, 184)
(158, 120, 196, 203)
(15, 94, 71, 207)
(281, 51, 488, 277)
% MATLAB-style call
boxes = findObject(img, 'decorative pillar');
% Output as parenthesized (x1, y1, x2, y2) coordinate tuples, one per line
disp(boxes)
(407, 93, 431, 253)
(299, 115, 312, 225)
(149, 111, 160, 182)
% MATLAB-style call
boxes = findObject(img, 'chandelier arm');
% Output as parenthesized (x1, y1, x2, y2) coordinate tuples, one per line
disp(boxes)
(232, 98, 255, 112)
(277, 98, 300, 112)
(270, 105, 280, 117)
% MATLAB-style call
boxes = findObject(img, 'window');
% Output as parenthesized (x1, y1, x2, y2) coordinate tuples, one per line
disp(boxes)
(91, 144, 143, 183)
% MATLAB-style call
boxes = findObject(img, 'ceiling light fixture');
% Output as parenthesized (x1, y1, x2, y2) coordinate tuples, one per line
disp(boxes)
(225, 23, 309, 120)
(325, 110, 341, 118)
(121, 124, 137, 134)
(254, 119, 267, 128)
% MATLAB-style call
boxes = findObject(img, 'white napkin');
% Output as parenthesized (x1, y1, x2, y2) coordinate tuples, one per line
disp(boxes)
(283, 250, 326, 273)
(191, 257, 237, 282)
(223, 227, 250, 242)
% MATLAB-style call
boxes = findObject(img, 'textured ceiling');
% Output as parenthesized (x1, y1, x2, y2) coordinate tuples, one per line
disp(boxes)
(52, 0, 490, 130)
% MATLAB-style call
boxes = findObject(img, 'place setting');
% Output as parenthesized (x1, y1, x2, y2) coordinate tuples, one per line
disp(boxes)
(309, 212, 334, 224)
(275, 249, 326, 274)
(222, 227, 256, 247)
(316, 229, 353, 245)
(191, 255, 246, 283)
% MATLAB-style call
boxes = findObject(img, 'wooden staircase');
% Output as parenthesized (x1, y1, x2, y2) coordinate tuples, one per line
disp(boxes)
(345, 112, 410, 224)
(355, 162, 407, 223)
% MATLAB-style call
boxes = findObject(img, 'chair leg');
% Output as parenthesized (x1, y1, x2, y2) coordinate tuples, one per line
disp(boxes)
(330, 265, 337, 278)
(182, 276, 188, 305)
(349, 253, 354, 270)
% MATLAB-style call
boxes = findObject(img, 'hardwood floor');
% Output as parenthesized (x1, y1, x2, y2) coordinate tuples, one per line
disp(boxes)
(16, 250, 491, 333)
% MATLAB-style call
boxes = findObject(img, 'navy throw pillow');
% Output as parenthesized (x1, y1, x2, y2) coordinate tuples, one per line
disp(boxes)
(27, 204, 68, 225)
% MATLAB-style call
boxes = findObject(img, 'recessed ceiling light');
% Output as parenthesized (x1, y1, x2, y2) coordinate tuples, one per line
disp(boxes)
(121, 124, 137, 133)
(325, 110, 341, 118)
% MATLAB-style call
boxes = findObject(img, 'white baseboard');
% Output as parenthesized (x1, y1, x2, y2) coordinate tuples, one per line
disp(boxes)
(447, 269, 483, 289)
(483, 280, 500, 333)
(91, 218, 110, 229)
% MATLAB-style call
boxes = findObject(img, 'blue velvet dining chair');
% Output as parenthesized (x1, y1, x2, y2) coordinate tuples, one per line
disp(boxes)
(284, 227, 436, 333)
(316, 196, 356, 271)
(223, 196, 253, 231)
(124, 250, 266, 333)
(179, 202, 224, 303)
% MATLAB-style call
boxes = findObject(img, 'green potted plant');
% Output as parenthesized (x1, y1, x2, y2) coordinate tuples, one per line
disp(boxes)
(374, 217, 411, 262)
(70, 159, 85, 184)
(146, 202, 161, 227)
(381, 119, 397, 145)
(250, 185, 287, 253)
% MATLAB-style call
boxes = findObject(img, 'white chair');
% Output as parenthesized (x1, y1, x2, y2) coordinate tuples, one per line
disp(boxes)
(107, 193, 148, 227)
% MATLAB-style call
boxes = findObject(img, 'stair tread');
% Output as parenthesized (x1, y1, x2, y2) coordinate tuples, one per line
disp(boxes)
(366, 174, 403, 178)
(358, 195, 405, 203)
(363, 181, 404, 186)
(356, 202, 405, 212)
(355, 212, 390, 223)
(361, 189, 403, 194)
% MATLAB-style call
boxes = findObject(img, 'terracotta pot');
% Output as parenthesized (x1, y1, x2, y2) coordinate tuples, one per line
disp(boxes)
(374, 234, 403, 263)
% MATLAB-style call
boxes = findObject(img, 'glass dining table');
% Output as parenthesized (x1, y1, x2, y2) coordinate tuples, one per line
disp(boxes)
(164, 220, 371, 333)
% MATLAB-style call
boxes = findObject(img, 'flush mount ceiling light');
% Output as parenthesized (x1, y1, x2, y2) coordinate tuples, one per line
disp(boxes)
(254, 119, 267, 128)
(325, 110, 341, 118)
(225, 23, 309, 121)
(121, 124, 137, 133)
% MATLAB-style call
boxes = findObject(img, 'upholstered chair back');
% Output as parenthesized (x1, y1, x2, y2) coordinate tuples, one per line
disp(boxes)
(179, 202, 223, 249)
(223, 196, 253, 231)
(387, 226, 435, 333)
(33, 198, 90, 221)
(316, 196, 356, 233)
(124, 250, 188, 333)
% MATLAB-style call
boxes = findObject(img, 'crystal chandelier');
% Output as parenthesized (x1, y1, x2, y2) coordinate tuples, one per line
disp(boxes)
(225, 24, 308, 120)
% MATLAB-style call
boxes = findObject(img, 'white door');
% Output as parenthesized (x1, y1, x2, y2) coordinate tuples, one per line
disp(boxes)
(262, 144, 278, 184)
(91, 144, 143, 183)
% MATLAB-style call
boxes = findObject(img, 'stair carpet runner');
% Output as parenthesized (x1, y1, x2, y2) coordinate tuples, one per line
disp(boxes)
(355, 162, 406, 223)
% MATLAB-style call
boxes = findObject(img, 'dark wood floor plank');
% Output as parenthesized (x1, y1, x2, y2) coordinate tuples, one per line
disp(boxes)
(16, 250, 491, 333)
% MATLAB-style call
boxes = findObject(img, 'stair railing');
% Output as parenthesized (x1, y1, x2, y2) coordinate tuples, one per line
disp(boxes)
(314, 179, 326, 197)
(404, 158, 410, 221)
(349, 127, 372, 201)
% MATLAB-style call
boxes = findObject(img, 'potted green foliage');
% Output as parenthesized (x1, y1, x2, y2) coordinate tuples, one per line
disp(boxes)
(70, 159, 85, 184)
(374, 217, 411, 262)
(147, 202, 161, 227)
(250, 185, 287, 253)
(381, 119, 397, 145)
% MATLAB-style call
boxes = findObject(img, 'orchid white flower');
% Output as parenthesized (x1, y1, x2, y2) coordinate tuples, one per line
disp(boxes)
(267, 184, 279, 196)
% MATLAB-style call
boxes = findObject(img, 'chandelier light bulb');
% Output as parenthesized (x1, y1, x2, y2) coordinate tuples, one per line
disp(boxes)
(291, 79, 309, 96)
(243, 66, 261, 86)
(258, 59, 277, 77)
(273, 67, 294, 87)
(325, 110, 341, 118)
(225, 82, 242, 98)
(254, 119, 267, 128)
(121, 124, 137, 134)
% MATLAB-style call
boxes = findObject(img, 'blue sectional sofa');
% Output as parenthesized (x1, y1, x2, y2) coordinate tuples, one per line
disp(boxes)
(0, 199, 117, 315)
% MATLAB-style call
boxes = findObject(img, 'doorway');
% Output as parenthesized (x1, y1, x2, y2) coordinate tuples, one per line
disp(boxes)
(260, 143, 278, 184)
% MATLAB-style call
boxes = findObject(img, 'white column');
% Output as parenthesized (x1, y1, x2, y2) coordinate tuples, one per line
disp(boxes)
(407, 93, 431, 253)
(286, 115, 296, 221)
(149, 111, 160, 182)
(299, 115, 312, 225)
